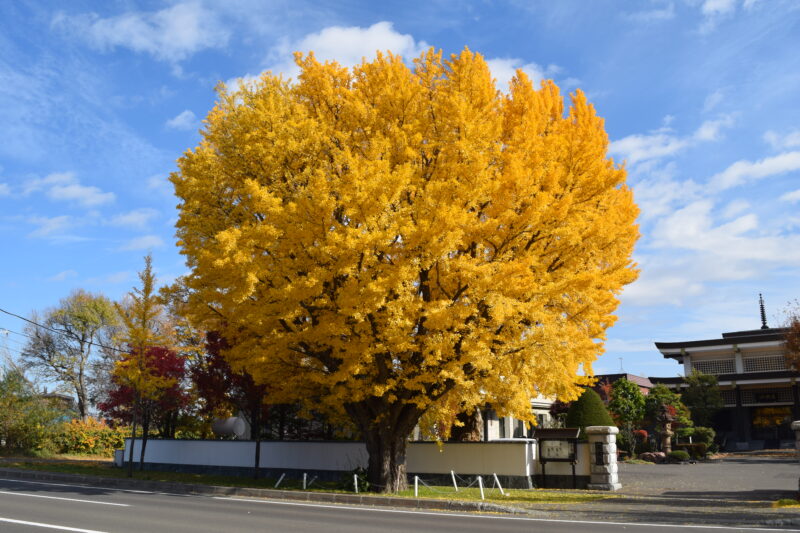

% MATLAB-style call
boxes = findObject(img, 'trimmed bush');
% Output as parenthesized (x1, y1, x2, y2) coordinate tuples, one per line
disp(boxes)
(674, 442, 707, 459)
(564, 389, 615, 437)
(668, 450, 690, 462)
(692, 426, 715, 446)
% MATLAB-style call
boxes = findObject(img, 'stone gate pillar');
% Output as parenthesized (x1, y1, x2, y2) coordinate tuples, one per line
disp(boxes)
(792, 421, 800, 495)
(586, 426, 622, 491)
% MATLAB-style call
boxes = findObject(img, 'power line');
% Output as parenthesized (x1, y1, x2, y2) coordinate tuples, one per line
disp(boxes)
(0, 306, 131, 355)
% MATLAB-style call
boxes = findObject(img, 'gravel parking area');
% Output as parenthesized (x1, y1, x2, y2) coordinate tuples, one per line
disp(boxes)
(618, 452, 799, 500)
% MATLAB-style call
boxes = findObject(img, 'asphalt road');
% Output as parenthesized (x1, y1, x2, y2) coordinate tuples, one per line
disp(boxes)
(0, 477, 797, 533)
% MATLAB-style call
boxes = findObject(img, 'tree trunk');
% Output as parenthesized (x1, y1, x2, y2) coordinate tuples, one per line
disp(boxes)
(127, 399, 138, 478)
(139, 403, 150, 472)
(450, 410, 483, 442)
(363, 428, 410, 492)
(347, 401, 421, 493)
(251, 407, 262, 480)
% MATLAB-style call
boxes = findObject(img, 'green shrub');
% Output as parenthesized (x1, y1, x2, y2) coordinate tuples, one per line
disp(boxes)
(692, 426, 715, 446)
(674, 442, 707, 459)
(0, 369, 69, 455)
(668, 450, 690, 462)
(564, 389, 615, 438)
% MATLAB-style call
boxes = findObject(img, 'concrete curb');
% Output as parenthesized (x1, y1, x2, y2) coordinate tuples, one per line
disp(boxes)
(0, 467, 528, 515)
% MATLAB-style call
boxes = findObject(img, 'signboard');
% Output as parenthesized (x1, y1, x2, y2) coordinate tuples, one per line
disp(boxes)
(541, 440, 572, 460)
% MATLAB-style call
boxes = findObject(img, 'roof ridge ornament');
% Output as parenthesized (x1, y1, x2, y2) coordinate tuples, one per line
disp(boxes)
(759, 293, 769, 330)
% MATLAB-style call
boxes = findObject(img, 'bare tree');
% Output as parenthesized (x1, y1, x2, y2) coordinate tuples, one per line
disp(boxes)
(21, 289, 118, 419)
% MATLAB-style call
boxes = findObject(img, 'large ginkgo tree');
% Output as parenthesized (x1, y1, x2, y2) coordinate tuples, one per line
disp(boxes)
(171, 48, 639, 492)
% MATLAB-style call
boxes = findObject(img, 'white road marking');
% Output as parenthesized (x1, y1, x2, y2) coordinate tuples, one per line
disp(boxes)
(0, 478, 156, 495)
(0, 490, 129, 506)
(213, 496, 800, 532)
(0, 516, 107, 532)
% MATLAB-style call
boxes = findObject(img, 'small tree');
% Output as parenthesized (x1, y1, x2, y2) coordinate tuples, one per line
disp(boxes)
(191, 332, 269, 478)
(21, 290, 118, 419)
(644, 383, 691, 452)
(784, 310, 800, 370)
(681, 370, 723, 428)
(98, 346, 187, 439)
(607, 379, 645, 454)
(0, 368, 69, 453)
(564, 388, 615, 435)
(114, 255, 174, 476)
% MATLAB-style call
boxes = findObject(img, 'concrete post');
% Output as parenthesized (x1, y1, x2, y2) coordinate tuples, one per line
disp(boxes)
(792, 421, 800, 458)
(586, 426, 622, 491)
(791, 421, 800, 495)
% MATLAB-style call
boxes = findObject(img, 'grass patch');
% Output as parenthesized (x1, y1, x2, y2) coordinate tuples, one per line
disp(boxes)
(773, 499, 800, 508)
(0, 460, 609, 505)
(623, 459, 652, 465)
(395, 485, 606, 504)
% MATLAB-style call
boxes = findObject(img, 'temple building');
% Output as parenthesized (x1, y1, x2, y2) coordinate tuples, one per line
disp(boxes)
(651, 296, 798, 450)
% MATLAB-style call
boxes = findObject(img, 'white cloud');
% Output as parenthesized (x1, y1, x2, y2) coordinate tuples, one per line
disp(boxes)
(165, 110, 198, 130)
(610, 116, 733, 167)
(780, 189, 800, 203)
(692, 114, 734, 141)
(609, 130, 688, 166)
(633, 171, 702, 220)
(249, 21, 428, 84)
(47, 270, 78, 282)
(702, 0, 737, 16)
(52, 2, 229, 65)
(147, 174, 173, 196)
(28, 215, 74, 238)
(109, 208, 159, 229)
(485, 58, 560, 91)
(652, 200, 800, 264)
(721, 199, 750, 219)
(120, 235, 165, 251)
(622, 274, 705, 306)
(24, 172, 114, 207)
(703, 89, 724, 112)
(0, 183, 9, 196)
(709, 151, 800, 190)
(764, 129, 800, 150)
(626, 3, 676, 22)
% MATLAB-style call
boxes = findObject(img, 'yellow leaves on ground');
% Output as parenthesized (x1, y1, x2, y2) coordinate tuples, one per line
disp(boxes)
(171, 47, 639, 427)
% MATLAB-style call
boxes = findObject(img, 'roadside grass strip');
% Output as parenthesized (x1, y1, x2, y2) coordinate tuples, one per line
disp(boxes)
(3, 460, 609, 505)
(774, 499, 800, 508)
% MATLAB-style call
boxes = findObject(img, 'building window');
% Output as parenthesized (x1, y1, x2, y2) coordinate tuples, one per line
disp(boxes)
(740, 387, 793, 406)
(692, 358, 736, 375)
(720, 389, 736, 406)
(742, 355, 786, 373)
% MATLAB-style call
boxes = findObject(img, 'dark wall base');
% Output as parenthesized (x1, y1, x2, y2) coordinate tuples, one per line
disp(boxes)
(534, 474, 590, 489)
(121, 462, 586, 490)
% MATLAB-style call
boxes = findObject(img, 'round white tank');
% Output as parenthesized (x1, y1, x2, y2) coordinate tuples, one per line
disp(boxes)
(211, 417, 247, 438)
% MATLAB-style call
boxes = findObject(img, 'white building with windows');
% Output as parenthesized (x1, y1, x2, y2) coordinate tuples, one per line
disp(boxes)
(652, 325, 798, 450)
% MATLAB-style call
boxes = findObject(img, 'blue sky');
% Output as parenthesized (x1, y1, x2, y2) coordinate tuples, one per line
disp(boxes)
(1, 0, 799, 379)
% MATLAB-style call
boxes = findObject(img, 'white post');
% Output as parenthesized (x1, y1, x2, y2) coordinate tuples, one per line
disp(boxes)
(478, 476, 485, 500)
(354, 474, 359, 494)
(274, 473, 285, 488)
(414, 476, 419, 498)
(450, 470, 459, 492)
(492, 473, 505, 496)
(303, 473, 307, 490)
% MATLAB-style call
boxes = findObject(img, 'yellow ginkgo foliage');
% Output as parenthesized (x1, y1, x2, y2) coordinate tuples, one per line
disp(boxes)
(171, 48, 639, 492)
